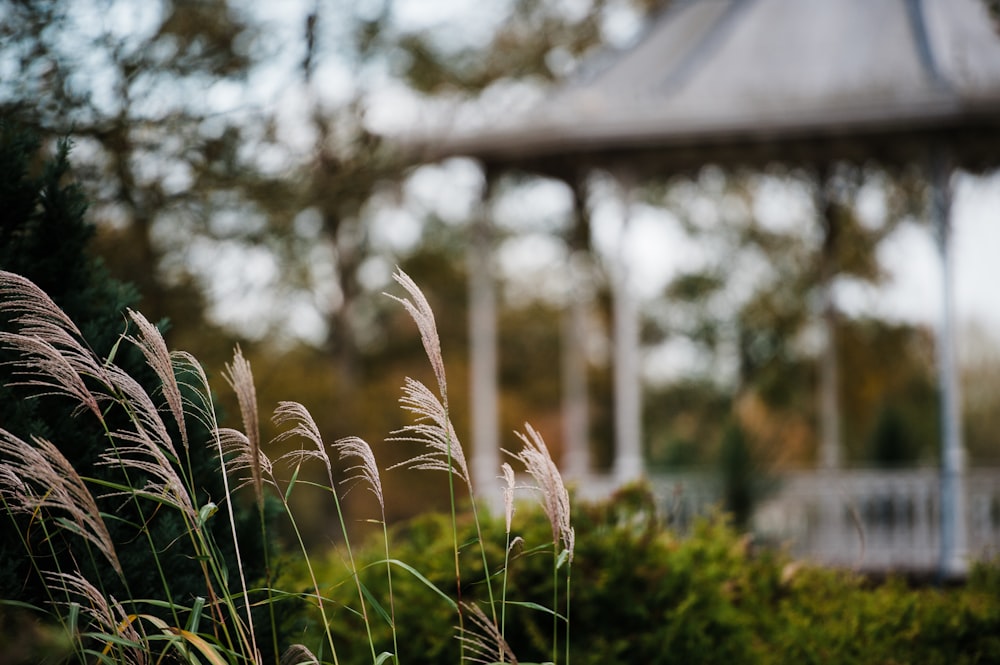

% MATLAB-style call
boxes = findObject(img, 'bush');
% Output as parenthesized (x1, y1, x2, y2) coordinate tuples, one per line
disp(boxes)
(309, 482, 1000, 665)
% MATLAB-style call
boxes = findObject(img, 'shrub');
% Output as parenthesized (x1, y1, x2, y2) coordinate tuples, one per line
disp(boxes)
(317, 481, 1000, 665)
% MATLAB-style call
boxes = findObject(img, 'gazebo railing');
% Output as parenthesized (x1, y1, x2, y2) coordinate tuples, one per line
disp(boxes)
(576, 468, 1000, 573)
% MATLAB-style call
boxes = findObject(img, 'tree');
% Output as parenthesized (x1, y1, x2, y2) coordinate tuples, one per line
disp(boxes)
(1, 0, 255, 360)
(0, 125, 268, 646)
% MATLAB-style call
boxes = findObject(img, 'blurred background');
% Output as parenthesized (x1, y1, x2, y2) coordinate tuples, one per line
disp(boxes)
(2, 0, 999, 559)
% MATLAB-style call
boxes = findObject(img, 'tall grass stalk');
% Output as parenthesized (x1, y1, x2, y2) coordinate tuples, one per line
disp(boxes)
(333, 435, 399, 664)
(506, 424, 574, 665)
(274, 402, 378, 665)
(387, 268, 534, 663)
(216, 426, 340, 665)
(385, 270, 473, 658)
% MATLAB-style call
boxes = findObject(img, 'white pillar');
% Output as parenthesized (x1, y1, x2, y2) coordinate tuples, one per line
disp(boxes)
(931, 155, 968, 578)
(818, 298, 842, 470)
(468, 176, 500, 500)
(561, 250, 591, 480)
(816, 174, 842, 471)
(611, 173, 644, 483)
(561, 177, 593, 481)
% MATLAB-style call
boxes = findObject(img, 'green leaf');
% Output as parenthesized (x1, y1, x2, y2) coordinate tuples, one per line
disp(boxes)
(0, 599, 44, 612)
(104, 327, 125, 367)
(285, 463, 302, 503)
(186, 596, 205, 633)
(504, 600, 565, 621)
(68, 601, 80, 637)
(386, 559, 458, 611)
(81, 648, 120, 665)
(198, 502, 218, 527)
(375, 651, 395, 665)
(360, 579, 393, 627)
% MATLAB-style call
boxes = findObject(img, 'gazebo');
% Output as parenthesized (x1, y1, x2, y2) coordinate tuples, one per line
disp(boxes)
(403, 0, 1000, 576)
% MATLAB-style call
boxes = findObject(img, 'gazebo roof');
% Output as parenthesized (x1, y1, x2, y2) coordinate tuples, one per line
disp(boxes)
(411, 0, 1000, 177)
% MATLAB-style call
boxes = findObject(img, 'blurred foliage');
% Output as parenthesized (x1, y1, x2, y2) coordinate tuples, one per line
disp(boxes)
(4, 0, 1000, 555)
(643, 165, 946, 471)
(840, 318, 939, 466)
(961, 322, 1000, 464)
(281, 483, 1000, 665)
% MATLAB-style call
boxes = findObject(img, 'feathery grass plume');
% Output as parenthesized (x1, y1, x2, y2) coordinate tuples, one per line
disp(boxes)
(170, 350, 218, 433)
(507, 424, 573, 561)
(126, 309, 189, 451)
(103, 361, 181, 460)
(385, 268, 448, 408)
(46, 571, 147, 665)
(94, 364, 195, 522)
(222, 409, 339, 665)
(457, 602, 518, 665)
(97, 429, 198, 523)
(0, 271, 84, 338)
(281, 644, 320, 665)
(0, 270, 107, 421)
(507, 424, 574, 665)
(332, 436, 384, 508)
(0, 428, 122, 577)
(499, 462, 518, 642)
(216, 428, 276, 495)
(386, 267, 503, 659)
(501, 463, 516, 534)
(388, 377, 469, 481)
(222, 346, 264, 510)
(0, 332, 104, 421)
(273, 401, 332, 474)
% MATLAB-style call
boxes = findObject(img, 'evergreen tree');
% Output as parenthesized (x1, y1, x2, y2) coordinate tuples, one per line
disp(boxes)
(0, 123, 268, 644)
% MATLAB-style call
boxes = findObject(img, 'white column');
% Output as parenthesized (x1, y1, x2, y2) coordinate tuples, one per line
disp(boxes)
(468, 176, 500, 500)
(561, 250, 591, 480)
(815, 175, 842, 471)
(561, 177, 593, 481)
(611, 173, 644, 483)
(932, 155, 968, 578)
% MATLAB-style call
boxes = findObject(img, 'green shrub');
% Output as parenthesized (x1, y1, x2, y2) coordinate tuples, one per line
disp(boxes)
(308, 482, 1000, 665)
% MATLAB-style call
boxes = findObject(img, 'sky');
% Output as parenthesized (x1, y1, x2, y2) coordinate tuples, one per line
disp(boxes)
(872, 175, 998, 333)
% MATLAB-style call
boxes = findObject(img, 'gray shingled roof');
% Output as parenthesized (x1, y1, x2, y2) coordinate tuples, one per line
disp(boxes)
(410, 0, 1000, 176)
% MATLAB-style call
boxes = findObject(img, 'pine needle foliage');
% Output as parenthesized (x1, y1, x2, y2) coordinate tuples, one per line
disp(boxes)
(0, 124, 266, 624)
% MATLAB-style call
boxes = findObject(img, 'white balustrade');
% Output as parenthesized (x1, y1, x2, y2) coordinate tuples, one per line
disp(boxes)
(577, 469, 1000, 574)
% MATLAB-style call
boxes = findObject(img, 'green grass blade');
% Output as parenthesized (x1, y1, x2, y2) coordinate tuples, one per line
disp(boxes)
(504, 601, 566, 621)
(386, 559, 458, 611)
(285, 463, 302, 502)
(359, 579, 393, 627)
(186, 596, 205, 633)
